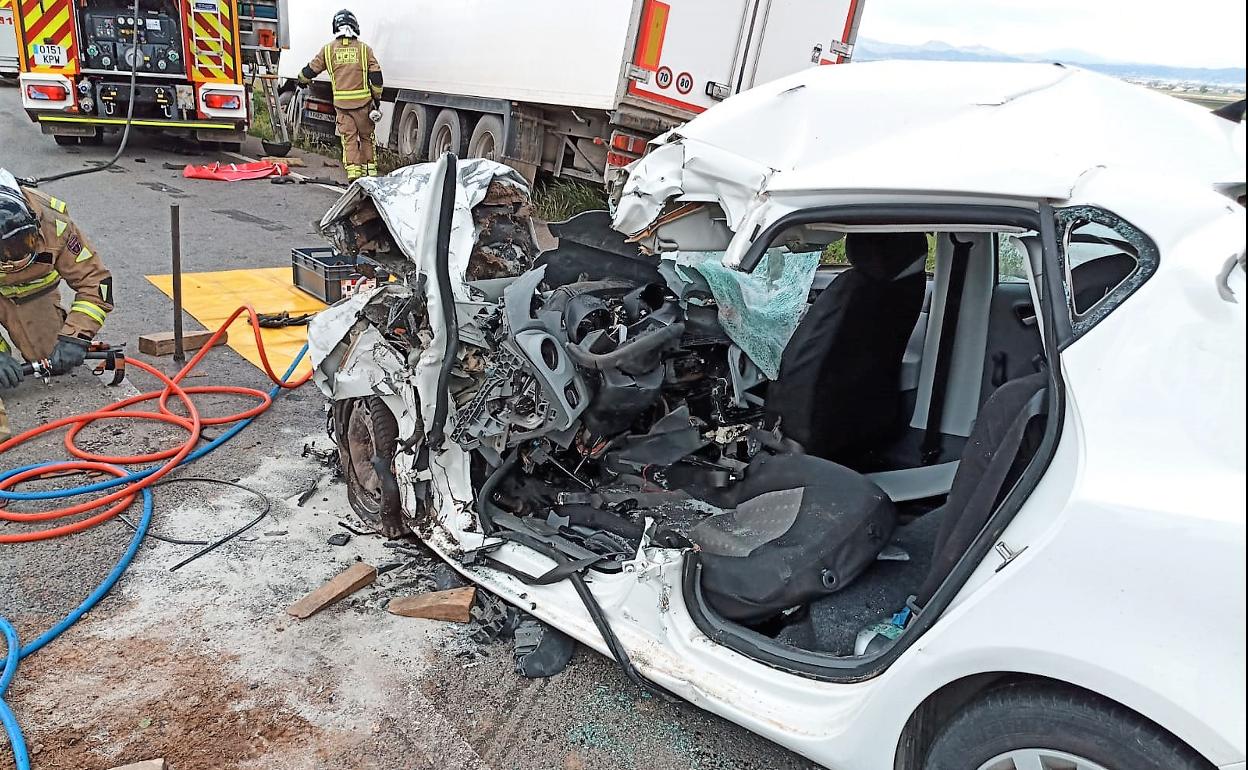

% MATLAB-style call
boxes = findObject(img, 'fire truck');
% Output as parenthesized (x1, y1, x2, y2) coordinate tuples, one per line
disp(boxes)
(10, 0, 287, 148)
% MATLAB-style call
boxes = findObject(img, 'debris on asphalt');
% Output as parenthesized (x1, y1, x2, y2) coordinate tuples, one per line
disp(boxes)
(108, 760, 166, 770)
(138, 329, 228, 356)
(337, 519, 375, 536)
(513, 617, 578, 678)
(387, 587, 477, 623)
(296, 474, 324, 506)
(287, 562, 378, 619)
(264, 156, 305, 167)
(327, 532, 351, 546)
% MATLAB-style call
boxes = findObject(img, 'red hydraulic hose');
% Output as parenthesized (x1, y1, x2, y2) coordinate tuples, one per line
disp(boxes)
(0, 305, 313, 543)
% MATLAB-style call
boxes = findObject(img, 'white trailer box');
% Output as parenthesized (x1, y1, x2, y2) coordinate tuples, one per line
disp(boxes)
(279, 0, 865, 183)
(0, 1, 18, 79)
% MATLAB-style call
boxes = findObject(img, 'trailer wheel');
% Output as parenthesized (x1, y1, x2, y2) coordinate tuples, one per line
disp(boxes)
(395, 103, 431, 160)
(467, 114, 504, 162)
(429, 109, 467, 159)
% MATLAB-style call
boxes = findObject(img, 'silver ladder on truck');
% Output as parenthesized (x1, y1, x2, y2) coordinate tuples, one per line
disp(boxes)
(238, 0, 293, 151)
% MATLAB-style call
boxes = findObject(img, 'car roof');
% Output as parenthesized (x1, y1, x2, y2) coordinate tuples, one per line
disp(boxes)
(615, 62, 1245, 236)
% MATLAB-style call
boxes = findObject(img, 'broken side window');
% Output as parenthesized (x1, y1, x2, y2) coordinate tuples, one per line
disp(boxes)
(1055, 206, 1158, 337)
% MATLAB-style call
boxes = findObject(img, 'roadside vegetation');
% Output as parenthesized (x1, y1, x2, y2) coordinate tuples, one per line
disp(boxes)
(531, 178, 609, 222)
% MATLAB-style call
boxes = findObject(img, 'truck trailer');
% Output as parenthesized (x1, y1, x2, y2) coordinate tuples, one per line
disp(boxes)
(1, 0, 18, 78)
(281, 0, 866, 185)
(10, 0, 285, 147)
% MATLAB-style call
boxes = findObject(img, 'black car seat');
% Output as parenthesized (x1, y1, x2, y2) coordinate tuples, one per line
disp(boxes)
(769, 233, 928, 464)
(914, 371, 1049, 606)
(691, 373, 1049, 629)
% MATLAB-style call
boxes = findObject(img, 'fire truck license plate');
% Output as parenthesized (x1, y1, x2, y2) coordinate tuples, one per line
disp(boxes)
(31, 44, 67, 67)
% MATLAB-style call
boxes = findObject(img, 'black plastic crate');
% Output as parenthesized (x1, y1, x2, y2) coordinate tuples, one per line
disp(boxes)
(291, 247, 361, 304)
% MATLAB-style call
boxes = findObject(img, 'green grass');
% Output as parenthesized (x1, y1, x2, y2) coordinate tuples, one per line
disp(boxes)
(821, 233, 939, 272)
(531, 177, 609, 222)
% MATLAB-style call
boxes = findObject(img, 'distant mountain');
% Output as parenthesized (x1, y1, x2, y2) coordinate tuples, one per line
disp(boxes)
(853, 38, 1246, 87)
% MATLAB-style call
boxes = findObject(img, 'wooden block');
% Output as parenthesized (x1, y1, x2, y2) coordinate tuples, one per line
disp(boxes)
(265, 156, 305, 167)
(287, 563, 378, 620)
(0, 397, 9, 442)
(138, 330, 227, 357)
(109, 760, 167, 770)
(387, 587, 477, 624)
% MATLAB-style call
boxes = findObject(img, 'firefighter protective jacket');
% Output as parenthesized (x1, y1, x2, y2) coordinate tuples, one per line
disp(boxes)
(0, 189, 113, 359)
(300, 37, 383, 110)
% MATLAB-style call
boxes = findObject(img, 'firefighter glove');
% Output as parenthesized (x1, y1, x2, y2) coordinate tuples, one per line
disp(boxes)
(49, 335, 89, 375)
(0, 351, 22, 390)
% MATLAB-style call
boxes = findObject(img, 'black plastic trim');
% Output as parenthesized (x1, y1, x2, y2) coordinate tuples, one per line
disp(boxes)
(737, 204, 1041, 273)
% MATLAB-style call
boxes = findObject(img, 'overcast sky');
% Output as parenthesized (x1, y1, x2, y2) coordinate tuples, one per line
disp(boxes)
(857, 0, 1247, 70)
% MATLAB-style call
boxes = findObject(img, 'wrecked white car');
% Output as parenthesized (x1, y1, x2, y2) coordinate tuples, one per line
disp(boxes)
(309, 62, 1246, 770)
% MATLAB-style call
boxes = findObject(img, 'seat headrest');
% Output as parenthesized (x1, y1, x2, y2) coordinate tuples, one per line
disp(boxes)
(845, 233, 929, 281)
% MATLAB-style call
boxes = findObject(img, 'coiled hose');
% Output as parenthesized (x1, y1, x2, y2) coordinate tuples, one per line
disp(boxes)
(1, 306, 312, 768)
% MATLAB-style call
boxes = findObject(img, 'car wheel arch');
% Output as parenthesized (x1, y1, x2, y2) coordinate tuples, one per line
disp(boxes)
(892, 672, 1216, 770)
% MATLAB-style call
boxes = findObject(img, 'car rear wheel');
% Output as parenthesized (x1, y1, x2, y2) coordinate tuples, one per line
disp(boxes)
(335, 396, 408, 538)
(923, 683, 1211, 770)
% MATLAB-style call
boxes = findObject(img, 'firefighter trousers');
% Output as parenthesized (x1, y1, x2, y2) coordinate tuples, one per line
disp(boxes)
(336, 105, 378, 181)
(0, 291, 68, 361)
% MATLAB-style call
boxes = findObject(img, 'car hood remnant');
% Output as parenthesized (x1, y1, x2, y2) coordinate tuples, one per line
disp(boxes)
(613, 61, 1246, 267)
(310, 156, 778, 556)
(319, 158, 539, 286)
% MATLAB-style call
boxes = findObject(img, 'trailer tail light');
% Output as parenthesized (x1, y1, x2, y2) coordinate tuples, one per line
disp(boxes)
(26, 84, 69, 101)
(607, 152, 634, 168)
(609, 131, 648, 155)
(203, 92, 241, 111)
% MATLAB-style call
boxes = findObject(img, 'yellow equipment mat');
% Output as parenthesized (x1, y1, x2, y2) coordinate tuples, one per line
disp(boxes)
(146, 267, 324, 379)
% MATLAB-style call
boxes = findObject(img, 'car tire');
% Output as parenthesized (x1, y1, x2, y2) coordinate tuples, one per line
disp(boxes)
(428, 108, 466, 160)
(924, 682, 1211, 770)
(335, 396, 409, 539)
(395, 102, 431, 160)
(467, 114, 504, 162)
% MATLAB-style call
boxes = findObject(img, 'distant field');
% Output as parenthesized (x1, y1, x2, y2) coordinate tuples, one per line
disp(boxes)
(1161, 91, 1245, 110)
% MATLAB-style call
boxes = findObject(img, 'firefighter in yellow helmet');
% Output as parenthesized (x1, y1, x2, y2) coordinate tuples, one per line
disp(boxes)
(0, 169, 114, 390)
(298, 9, 384, 182)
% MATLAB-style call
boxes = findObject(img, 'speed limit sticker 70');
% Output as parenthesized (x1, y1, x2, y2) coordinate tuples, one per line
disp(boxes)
(31, 44, 67, 67)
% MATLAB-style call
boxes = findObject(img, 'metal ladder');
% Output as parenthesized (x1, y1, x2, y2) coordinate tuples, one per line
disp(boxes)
(252, 48, 291, 146)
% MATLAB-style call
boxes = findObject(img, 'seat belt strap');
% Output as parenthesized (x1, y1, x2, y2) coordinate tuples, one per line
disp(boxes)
(922, 234, 972, 465)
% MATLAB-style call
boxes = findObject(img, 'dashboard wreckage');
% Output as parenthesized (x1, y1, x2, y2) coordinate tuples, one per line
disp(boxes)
(307, 62, 1246, 770)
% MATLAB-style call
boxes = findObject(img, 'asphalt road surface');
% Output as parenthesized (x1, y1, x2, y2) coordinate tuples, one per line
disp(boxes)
(0, 84, 817, 770)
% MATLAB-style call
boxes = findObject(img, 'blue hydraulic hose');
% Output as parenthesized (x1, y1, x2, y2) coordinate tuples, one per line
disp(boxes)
(0, 346, 309, 769)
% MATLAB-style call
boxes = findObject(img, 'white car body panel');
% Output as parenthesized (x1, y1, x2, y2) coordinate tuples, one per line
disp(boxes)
(310, 62, 1246, 769)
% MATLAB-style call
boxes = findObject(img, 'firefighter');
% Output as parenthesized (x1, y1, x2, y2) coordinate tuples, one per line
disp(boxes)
(0, 169, 114, 390)
(298, 9, 384, 182)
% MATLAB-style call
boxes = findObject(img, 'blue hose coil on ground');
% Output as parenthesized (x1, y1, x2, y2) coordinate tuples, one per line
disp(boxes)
(0, 346, 309, 769)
